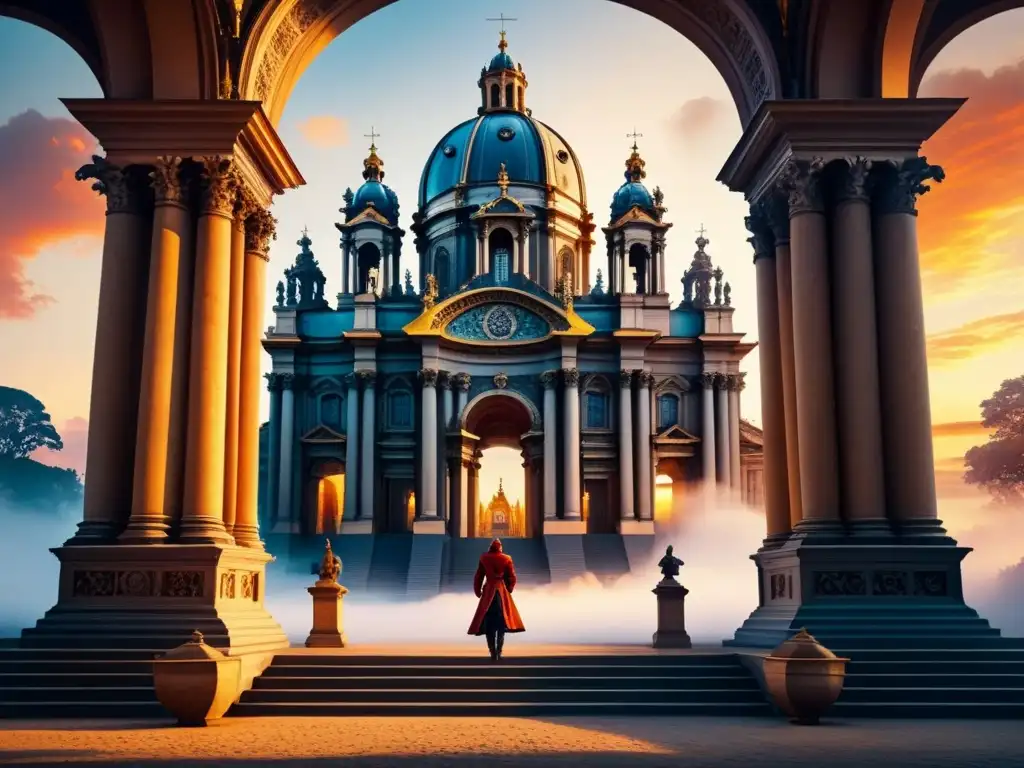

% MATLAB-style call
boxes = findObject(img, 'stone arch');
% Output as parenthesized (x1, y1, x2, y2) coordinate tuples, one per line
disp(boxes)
(488, 227, 514, 282)
(461, 389, 541, 437)
(238, 0, 780, 127)
(303, 457, 347, 535)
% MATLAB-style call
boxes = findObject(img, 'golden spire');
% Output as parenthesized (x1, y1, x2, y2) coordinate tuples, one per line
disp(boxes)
(497, 162, 510, 196)
(362, 127, 384, 181)
(624, 129, 646, 182)
(487, 13, 517, 51)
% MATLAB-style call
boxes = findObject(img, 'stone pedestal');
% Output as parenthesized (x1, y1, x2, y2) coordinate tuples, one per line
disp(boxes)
(305, 581, 348, 648)
(652, 578, 692, 649)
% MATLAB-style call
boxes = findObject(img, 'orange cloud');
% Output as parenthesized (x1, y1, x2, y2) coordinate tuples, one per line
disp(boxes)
(932, 420, 990, 438)
(0, 110, 103, 319)
(31, 416, 88, 476)
(917, 60, 1024, 295)
(669, 97, 731, 140)
(926, 310, 1024, 364)
(298, 115, 349, 148)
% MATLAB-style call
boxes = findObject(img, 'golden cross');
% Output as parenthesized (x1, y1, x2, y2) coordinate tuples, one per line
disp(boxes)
(364, 126, 380, 149)
(486, 13, 517, 42)
(626, 128, 643, 150)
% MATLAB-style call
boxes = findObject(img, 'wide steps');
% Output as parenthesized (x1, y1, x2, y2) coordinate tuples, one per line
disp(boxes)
(253, 674, 758, 691)
(230, 701, 773, 717)
(259, 663, 746, 679)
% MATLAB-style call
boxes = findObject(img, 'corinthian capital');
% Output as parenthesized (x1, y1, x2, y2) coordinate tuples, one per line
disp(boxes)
(699, 372, 716, 389)
(873, 156, 945, 216)
(439, 371, 453, 390)
(76, 155, 148, 215)
(454, 372, 472, 392)
(264, 372, 281, 392)
(835, 156, 872, 203)
(562, 368, 580, 388)
(419, 368, 439, 388)
(245, 208, 277, 258)
(198, 155, 238, 217)
(540, 370, 559, 390)
(778, 157, 826, 216)
(744, 201, 773, 261)
(619, 369, 634, 389)
(713, 372, 729, 390)
(150, 156, 186, 206)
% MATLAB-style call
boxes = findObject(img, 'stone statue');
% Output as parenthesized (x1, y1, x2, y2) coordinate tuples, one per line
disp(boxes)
(592, 269, 605, 295)
(342, 187, 354, 209)
(275, 280, 285, 307)
(713, 267, 724, 305)
(724, 282, 732, 307)
(658, 545, 684, 582)
(285, 273, 298, 306)
(367, 267, 379, 295)
(318, 539, 342, 584)
(423, 273, 438, 309)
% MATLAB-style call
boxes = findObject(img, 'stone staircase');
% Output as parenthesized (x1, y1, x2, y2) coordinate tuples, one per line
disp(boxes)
(0, 648, 163, 718)
(231, 651, 773, 716)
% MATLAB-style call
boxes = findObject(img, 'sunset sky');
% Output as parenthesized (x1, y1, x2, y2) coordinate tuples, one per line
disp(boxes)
(0, 1, 1021, 515)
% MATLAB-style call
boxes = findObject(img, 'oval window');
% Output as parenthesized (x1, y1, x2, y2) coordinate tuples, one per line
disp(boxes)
(556, 149, 570, 164)
(497, 126, 516, 141)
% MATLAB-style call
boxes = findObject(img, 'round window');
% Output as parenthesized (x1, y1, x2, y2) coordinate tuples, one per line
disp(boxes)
(497, 126, 516, 141)
(442, 144, 456, 158)
(556, 149, 570, 164)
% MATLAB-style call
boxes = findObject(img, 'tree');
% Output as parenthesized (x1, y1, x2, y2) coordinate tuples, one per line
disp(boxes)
(964, 376, 1024, 503)
(0, 386, 63, 459)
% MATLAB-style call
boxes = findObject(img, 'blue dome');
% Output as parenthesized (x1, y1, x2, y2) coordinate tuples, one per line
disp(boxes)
(352, 180, 398, 224)
(419, 113, 546, 206)
(610, 181, 654, 220)
(488, 50, 515, 72)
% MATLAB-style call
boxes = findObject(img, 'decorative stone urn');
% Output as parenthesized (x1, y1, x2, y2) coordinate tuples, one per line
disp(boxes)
(305, 538, 349, 648)
(152, 630, 241, 726)
(763, 629, 849, 725)
(652, 544, 692, 649)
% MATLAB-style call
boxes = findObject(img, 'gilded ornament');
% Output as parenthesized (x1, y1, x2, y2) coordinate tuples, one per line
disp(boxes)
(493, 372, 508, 390)
(423, 273, 438, 309)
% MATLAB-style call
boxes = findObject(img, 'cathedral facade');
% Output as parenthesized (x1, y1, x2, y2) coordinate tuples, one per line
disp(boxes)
(260, 33, 764, 591)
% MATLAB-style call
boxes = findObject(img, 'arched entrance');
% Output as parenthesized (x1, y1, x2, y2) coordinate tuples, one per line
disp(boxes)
(457, 391, 541, 539)
(303, 458, 346, 535)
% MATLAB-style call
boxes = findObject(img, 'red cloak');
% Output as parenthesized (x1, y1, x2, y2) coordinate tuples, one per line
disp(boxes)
(467, 542, 526, 636)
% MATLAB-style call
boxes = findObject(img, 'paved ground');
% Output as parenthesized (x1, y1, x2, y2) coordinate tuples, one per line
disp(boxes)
(1, 717, 1020, 767)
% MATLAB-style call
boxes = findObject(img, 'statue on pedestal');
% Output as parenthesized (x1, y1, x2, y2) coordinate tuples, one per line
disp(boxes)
(653, 544, 690, 648)
(317, 538, 342, 585)
(306, 539, 347, 648)
(658, 544, 684, 583)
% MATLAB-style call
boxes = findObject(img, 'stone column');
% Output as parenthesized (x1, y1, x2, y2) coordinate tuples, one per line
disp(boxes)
(275, 374, 296, 530)
(265, 374, 282, 527)
(715, 374, 730, 485)
(343, 373, 360, 520)
(748, 206, 791, 539)
(767, 195, 803, 527)
(438, 372, 453, 520)
(341, 238, 350, 295)
(618, 370, 635, 521)
(180, 156, 237, 544)
(562, 368, 582, 519)
(454, 372, 471, 428)
(728, 374, 743, 490)
(542, 371, 558, 520)
(781, 158, 840, 529)
(520, 221, 531, 279)
(122, 157, 186, 542)
(832, 158, 888, 530)
(467, 459, 480, 537)
(70, 158, 150, 543)
(873, 158, 943, 531)
(635, 371, 654, 521)
(700, 372, 717, 489)
(359, 370, 377, 520)
(221, 196, 247, 535)
(233, 206, 275, 548)
(419, 368, 440, 520)
(656, 238, 666, 293)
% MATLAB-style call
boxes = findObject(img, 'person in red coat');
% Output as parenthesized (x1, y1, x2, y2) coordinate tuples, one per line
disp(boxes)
(467, 539, 525, 660)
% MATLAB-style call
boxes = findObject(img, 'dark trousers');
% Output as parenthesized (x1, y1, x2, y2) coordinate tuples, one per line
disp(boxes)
(483, 593, 506, 657)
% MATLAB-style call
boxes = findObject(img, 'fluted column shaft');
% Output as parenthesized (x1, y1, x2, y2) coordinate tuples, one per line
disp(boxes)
(420, 368, 440, 519)
(455, 373, 470, 428)
(343, 374, 360, 520)
(783, 159, 840, 527)
(562, 368, 582, 519)
(542, 371, 558, 520)
(715, 375, 731, 485)
(635, 372, 653, 521)
(221, 205, 246, 535)
(874, 158, 942, 529)
(618, 370, 635, 521)
(700, 373, 717, 490)
(359, 370, 377, 520)
(124, 158, 187, 543)
(728, 375, 743, 490)
(748, 207, 791, 539)
(276, 376, 296, 530)
(233, 207, 274, 548)
(180, 157, 236, 544)
(832, 159, 888, 528)
(438, 373, 453, 520)
(71, 159, 150, 543)
(266, 376, 282, 527)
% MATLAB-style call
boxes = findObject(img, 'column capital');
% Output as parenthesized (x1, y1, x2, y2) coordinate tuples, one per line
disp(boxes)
(713, 372, 729, 390)
(540, 370, 559, 390)
(834, 156, 873, 204)
(778, 157, 826, 216)
(439, 370, 453, 390)
(872, 156, 945, 216)
(357, 369, 377, 388)
(149, 156, 186, 207)
(561, 367, 580, 388)
(343, 372, 359, 390)
(619, 369, 634, 389)
(699, 371, 716, 389)
(278, 372, 296, 390)
(744, 201, 774, 262)
(727, 373, 746, 392)
(76, 155, 150, 215)
(634, 370, 654, 389)
(419, 367, 440, 388)
(454, 372, 472, 392)
(198, 155, 238, 218)
(244, 207, 277, 259)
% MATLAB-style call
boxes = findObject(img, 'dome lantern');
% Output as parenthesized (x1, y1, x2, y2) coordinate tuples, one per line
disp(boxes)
(478, 17, 529, 115)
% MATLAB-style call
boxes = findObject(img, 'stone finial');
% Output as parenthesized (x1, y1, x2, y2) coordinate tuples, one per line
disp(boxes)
(592, 269, 606, 295)
(713, 266, 724, 305)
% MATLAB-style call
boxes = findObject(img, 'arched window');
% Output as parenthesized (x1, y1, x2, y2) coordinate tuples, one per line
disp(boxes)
(357, 242, 381, 294)
(490, 83, 500, 108)
(505, 83, 514, 108)
(434, 247, 451, 295)
(629, 242, 649, 294)
(488, 228, 514, 283)
(320, 393, 343, 431)
(657, 394, 680, 430)
(558, 246, 574, 281)
(582, 375, 611, 430)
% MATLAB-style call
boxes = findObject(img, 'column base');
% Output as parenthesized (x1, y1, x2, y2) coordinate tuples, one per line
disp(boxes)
(725, 533, 989, 650)
(231, 524, 265, 550)
(178, 516, 236, 545)
(895, 517, 952, 540)
(64, 520, 123, 546)
(22, 544, 288, 655)
(118, 517, 172, 544)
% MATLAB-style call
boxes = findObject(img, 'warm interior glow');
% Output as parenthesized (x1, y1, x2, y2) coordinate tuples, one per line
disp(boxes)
(315, 473, 345, 534)
(655, 474, 674, 523)
(406, 491, 416, 528)
(582, 491, 590, 522)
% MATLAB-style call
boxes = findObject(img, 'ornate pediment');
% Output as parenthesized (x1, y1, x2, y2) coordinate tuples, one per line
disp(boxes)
(606, 205, 666, 230)
(402, 287, 594, 344)
(300, 425, 346, 444)
(654, 424, 700, 443)
(344, 206, 393, 227)
(474, 195, 527, 216)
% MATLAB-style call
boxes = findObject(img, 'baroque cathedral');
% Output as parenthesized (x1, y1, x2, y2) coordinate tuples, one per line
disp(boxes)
(259, 32, 764, 595)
